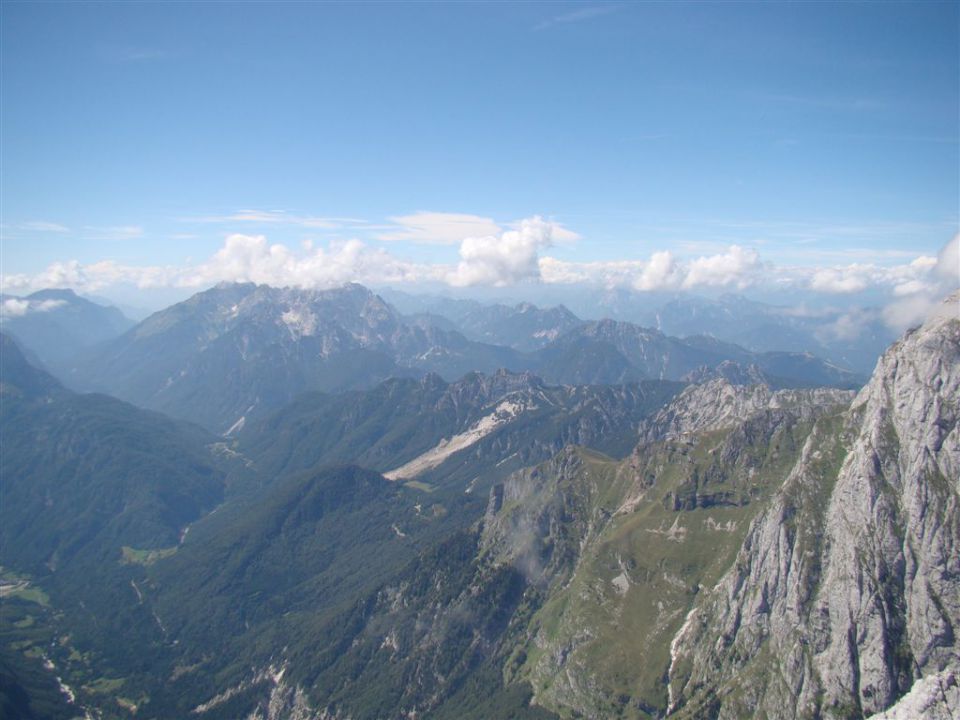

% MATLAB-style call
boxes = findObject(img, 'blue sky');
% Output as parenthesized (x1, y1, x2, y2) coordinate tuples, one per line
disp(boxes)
(1, 1, 957, 306)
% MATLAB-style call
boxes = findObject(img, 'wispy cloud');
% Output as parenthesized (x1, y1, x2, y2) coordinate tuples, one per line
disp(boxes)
(184, 209, 367, 230)
(534, 4, 620, 31)
(82, 225, 144, 241)
(19, 221, 70, 233)
(753, 91, 885, 113)
(377, 212, 503, 245)
(100, 46, 180, 63)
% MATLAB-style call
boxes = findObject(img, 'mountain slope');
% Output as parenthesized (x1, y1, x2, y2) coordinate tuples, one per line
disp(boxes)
(72, 283, 520, 433)
(0, 333, 230, 716)
(667, 295, 960, 719)
(0, 289, 133, 380)
(239, 370, 684, 493)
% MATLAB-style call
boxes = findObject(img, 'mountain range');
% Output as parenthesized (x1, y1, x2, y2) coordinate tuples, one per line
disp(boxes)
(382, 287, 897, 375)
(0, 290, 956, 719)
(19, 282, 862, 434)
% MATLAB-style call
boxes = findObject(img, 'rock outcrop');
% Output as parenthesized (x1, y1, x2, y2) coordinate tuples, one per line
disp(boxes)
(668, 295, 960, 718)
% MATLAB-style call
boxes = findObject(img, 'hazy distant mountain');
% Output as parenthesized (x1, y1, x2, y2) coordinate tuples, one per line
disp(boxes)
(645, 293, 896, 374)
(384, 288, 895, 375)
(384, 290, 583, 351)
(0, 288, 133, 378)
(453, 302, 583, 351)
(376, 287, 485, 320)
(64, 283, 862, 432)
(70, 283, 521, 433)
(531, 319, 864, 389)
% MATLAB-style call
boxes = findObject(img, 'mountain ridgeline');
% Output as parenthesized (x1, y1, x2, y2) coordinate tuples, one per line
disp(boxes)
(0, 288, 954, 720)
(0, 288, 134, 377)
(57, 282, 862, 433)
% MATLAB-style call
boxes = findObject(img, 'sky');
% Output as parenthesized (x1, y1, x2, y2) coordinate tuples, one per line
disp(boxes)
(1, 1, 958, 313)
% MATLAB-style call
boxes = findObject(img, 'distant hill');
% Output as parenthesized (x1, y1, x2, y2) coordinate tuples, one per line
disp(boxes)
(0, 289, 133, 381)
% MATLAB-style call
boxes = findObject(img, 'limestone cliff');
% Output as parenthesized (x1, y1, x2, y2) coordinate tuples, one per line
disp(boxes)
(668, 295, 960, 719)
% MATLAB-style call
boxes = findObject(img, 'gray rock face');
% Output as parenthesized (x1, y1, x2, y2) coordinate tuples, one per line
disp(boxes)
(668, 295, 960, 718)
(639, 377, 853, 443)
(865, 668, 959, 720)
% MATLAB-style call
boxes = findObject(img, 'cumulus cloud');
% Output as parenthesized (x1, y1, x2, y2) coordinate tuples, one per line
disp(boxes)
(1, 298, 29, 317)
(682, 245, 763, 289)
(2, 218, 956, 319)
(809, 266, 871, 294)
(882, 234, 959, 330)
(635, 251, 683, 291)
(542, 246, 760, 292)
(0, 297, 67, 318)
(180, 234, 429, 289)
(447, 216, 558, 287)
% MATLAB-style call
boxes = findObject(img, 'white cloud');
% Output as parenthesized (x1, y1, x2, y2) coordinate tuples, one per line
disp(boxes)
(378, 212, 503, 245)
(175, 234, 427, 289)
(2, 218, 956, 318)
(809, 267, 870, 294)
(1, 298, 29, 317)
(447, 216, 558, 287)
(682, 245, 763, 289)
(635, 251, 683, 291)
(542, 246, 759, 292)
(0, 297, 66, 318)
(882, 234, 959, 330)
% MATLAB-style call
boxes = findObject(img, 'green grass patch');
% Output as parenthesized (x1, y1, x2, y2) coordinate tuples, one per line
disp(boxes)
(120, 545, 178, 566)
(84, 676, 125, 694)
(403, 480, 435, 493)
(2, 584, 50, 607)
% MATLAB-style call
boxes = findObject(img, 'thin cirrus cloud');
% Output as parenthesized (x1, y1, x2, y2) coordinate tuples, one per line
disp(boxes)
(18, 221, 71, 233)
(185, 209, 368, 230)
(376, 212, 504, 245)
(534, 5, 620, 31)
(82, 225, 144, 241)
